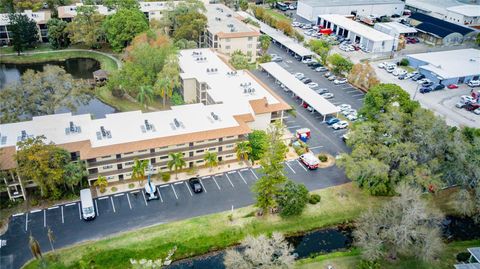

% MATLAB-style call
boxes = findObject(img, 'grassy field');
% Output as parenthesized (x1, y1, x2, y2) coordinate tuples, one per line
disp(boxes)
(0, 44, 52, 54)
(23, 183, 387, 269)
(296, 240, 480, 269)
(1, 50, 119, 73)
(95, 87, 147, 112)
(264, 8, 292, 23)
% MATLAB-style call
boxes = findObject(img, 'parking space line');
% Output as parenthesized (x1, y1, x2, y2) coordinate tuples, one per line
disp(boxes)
(333, 129, 347, 133)
(65, 203, 76, 207)
(30, 209, 41, 213)
(357, 98, 364, 101)
(126, 193, 132, 209)
(12, 213, 24, 217)
(238, 172, 248, 185)
(285, 162, 296, 174)
(78, 203, 82, 219)
(171, 184, 179, 199)
(250, 169, 259, 180)
(227, 171, 236, 174)
(25, 213, 28, 231)
(346, 89, 357, 93)
(110, 197, 116, 213)
(61, 206, 64, 223)
(156, 187, 164, 202)
(240, 168, 248, 172)
(352, 93, 364, 97)
(48, 206, 59, 210)
(309, 145, 324, 149)
(225, 173, 235, 188)
(296, 159, 308, 172)
(202, 176, 211, 179)
(199, 179, 207, 193)
(44, 210, 46, 227)
(174, 182, 183, 185)
(185, 181, 193, 196)
(141, 191, 148, 206)
(212, 176, 221, 190)
(98, 196, 108, 200)
(95, 200, 99, 216)
(287, 125, 301, 129)
(114, 193, 124, 197)
(160, 184, 169, 188)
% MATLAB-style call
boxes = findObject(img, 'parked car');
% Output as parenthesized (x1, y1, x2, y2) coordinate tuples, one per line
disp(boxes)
(405, 72, 418, 79)
(419, 87, 432, 94)
(302, 58, 314, 64)
(315, 66, 328, 72)
(306, 106, 314, 112)
(386, 66, 396, 73)
(315, 88, 329, 94)
(461, 95, 476, 104)
(398, 73, 408, 80)
(432, 84, 445, 91)
(346, 113, 357, 121)
(333, 78, 348, 84)
(411, 74, 425, 81)
(422, 81, 434, 87)
(271, 56, 283, 62)
(309, 62, 322, 69)
(321, 92, 334, 99)
(324, 72, 332, 78)
(467, 80, 480, 87)
(393, 69, 407, 76)
(326, 117, 340, 125)
(455, 101, 466, 108)
(188, 177, 203, 193)
(341, 108, 357, 116)
(338, 104, 351, 111)
(327, 75, 336, 81)
(294, 72, 304, 79)
(307, 82, 318, 88)
(466, 103, 480, 111)
(303, 78, 312, 84)
(447, 84, 459, 89)
(377, 62, 387, 69)
(474, 108, 480, 115)
(332, 121, 349, 130)
(299, 152, 320, 170)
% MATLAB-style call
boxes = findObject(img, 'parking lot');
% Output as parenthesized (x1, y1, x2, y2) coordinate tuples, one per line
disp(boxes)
(0, 160, 348, 269)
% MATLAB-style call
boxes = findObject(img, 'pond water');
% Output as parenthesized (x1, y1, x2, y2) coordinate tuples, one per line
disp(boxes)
(0, 58, 115, 119)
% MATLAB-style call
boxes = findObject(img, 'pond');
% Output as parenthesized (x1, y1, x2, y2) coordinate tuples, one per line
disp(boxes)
(0, 58, 115, 119)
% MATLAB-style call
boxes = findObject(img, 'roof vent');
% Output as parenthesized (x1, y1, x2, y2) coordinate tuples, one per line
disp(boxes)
(0, 133, 6, 145)
(17, 130, 32, 142)
(96, 126, 112, 140)
(65, 121, 81, 135)
(170, 118, 185, 130)
(211, 112, 220, 121)
(141, 119, 156, 133)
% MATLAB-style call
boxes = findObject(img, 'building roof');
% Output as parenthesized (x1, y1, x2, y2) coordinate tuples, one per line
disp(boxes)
(139, 1, 174, 12)
(299, 0, 404, 8)
(260, 62, 340, 115)
(206, 4, 259, 38)
(408, 48, 480, 79)
(0, 10, 51, 25)
(469, 247, 480, 262)
(375, 21, 418, 34)
(454, 264, 480, 269)
(0, 49, 290, 169)
(319, 14, 395, 42)
(447, 5, 480, 17)
(57, 4, 114, 18)
(237, 11, 313, 57)
(409, 12, 475, 37)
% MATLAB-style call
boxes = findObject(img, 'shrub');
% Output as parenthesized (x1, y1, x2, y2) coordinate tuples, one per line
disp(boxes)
(357, 260, 380, 269)
(128, 183, 135, 189)
(308, 194, 321, 204)
(277, 181, 309, 217)
(227, 214, 233, 222)
(110, 187, 117, 192)
(162, 172, 171, 182)
(186, 166, 198, 176)
(30, 198, 39, 207)
(318, 154, 328, 162)
(456, 252, 471, 262)
(399, 58, 409, 66)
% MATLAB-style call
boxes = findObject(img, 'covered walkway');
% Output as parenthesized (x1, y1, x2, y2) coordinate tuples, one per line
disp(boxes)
(260, 62, 340, 121)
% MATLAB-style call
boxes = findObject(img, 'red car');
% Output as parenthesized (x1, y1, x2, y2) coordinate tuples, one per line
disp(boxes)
(447, 84, 459, 89)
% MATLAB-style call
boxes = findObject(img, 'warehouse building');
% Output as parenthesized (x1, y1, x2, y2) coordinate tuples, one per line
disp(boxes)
(297, 0, 405, 22)
(407, 48, 480, 86)
(318, 14, 395, 53)
(406, 0, 480, 27)
(0, 10, 51, 45)
(0, 49, 290, 200)
(374, 22, 417, 50)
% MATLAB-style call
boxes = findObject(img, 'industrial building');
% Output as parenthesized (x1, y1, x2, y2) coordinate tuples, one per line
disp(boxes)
(318, 14, 395, 53)
(407, 48, 480, 85)
(374, 22, 417, 50)
(406, 0, 480, 26)
(0, 10, 51, 45)
(297, 0, 405, 22)
(0, 49, 290, 200)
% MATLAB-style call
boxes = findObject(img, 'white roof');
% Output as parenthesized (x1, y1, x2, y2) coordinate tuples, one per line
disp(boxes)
(206, 4, 255, 35)
(260, 62, 340, 115)
(319, 14, 395, 42)
(139, 1, 175, 12)
(237, 11, 313, 57)
(408, 48, 480, 79)
(375, 22, 418, 34)
(57, 4, 114, 17)
(447, 5, 480, 17)
(0, 49, 285, 149)
(300, 0, 404, 7)
(0, 10, 50, 25)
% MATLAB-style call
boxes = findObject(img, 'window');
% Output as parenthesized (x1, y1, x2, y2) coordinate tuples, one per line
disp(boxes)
(209, 138, 217, 141)
(226, 144, 234, 148)
(125, 161, 134, 166)
(196, 149, 204, 153)
(176, 143, 185, 147)
(124, 152, 133, 155)
(226, 136, 235, 139)
(196, 160, 204, 163)
(226, 45, 231, 50)
(138, 149, 148, 153)
(196, 140, 204, 144)
(160, 155, 168, 159)
(209, 147, 216, 151)
(226, 154, 234, 158)
(102, 155, 111, 159)
(248, 37, 253, 41)
(226, 38, 231, 42)
(102, 165, 113, 169)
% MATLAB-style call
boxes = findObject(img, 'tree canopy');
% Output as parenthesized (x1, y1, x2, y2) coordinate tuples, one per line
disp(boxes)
(327, 53, 353, 76)
(103, 8, 149, 52)
(229, 50, 251, 70)
(308, 39, 331, 65)
(159, 0, 207, 44)
(248, 130, 268, 162)
(8, 13, 38, 55)
(66, 6, 106, 48)
(277, 181, 309, 218)
(47, 18, 69, 49)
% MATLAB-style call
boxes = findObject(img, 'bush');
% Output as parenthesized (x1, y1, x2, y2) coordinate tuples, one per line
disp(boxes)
(399, 58, 409, 66)
(186, 166, 198, 176)
(110, 187, 117, 192)
(30, 198, 39, 207)
(162, 173, 171, 182)
(277, 181, 309, 218)
(456, 252, 471, 262)
(318, 154, 328, 162)
(308, 194, 321, 204)
(357, 260, 380, 269)
(227, 214, 233, 222)
(128, 183, 135, 189)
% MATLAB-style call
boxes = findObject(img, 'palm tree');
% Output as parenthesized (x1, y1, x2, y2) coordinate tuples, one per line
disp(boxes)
(132, 159, 149, 185)
(204, 151, 218, 172)
(235, 141, 252, 163)
(259, 34, 272, 54)
(29, 234, 42, 260)
(167, 152, 185, 179)
(94, 175, 108, 193)
(156, 55, 180, 108)
(136, 85, 154, 109)
(153, 76, 168, 108)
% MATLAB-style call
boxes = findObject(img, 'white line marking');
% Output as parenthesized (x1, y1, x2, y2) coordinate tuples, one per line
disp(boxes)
(250, 169, 259, 180)
(114, 193, 124, 197)
(296, 159, 308, 172)
(240, 168, 249, 172)
(238, 172, 248, 185)
(199, 179, 207, 193)
(357, 98, 364, 101)
(95, 200, 99, 216)
(352, 93, 364, 97)
(78, 203, 82, 220)
(141, 191, 148, 206)
(12, 213, 24, 217)
(25, 213, 28, 231)
(225, 173, 235, 188)
(48, 206, 59, 210)
(65, 203, 76, 207)
(98, 196, 108, 200)
(171, 184, 179, 199)
(110, 196, 116, 213)
(215, 174, 223, 177)
(43, 210, 46, 227)
(346, 90, 357, 93)
(130, 190, 140, 194)
(227, 171, 236, 174)
(333, 129, 347, 133)
(212, 176, 221, 190)
(174, 182, 183, 185)
(61, 206, 64, 223)
(157, 187, 164, 202)
(285, 161, 296, 174)
(309, 146, 324, 149)
(126, 193, 132, 209)
(160, 184, 170, 188)
(202, 176, 211, 179)
(30, 209, 41, 213)
(185, 181, 193, 196)
(287, 125, 301, 129)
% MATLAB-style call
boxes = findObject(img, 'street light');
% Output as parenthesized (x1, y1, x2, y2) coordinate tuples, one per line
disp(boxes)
(412, 83, 421, 100)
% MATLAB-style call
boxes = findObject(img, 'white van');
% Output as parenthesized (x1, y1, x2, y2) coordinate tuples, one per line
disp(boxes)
(80, 189, 96, 220)
(467, 80, 480, 87)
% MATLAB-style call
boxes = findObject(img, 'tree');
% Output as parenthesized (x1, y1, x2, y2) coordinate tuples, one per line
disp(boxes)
(171, 91, 185, 106)
(47, 18, 69, 49)
(224, 232, 295, 269)
(94, 176, 108, 193)
(308, 39, 331, 65)
(348, 62, 380, 90)
(253, 122, 288, 213)
(327, 53, 353, 76)
(13, 0, 42, 11)
(137, 85, 155, 109)
(161, 0, 207, 44)
(8, 13, 38, 55)
(0, 65, 89, 123)
(167, 152, 186, 179)
(229, 50, 250, 70)
(235, 141, 252, 163)
(259, 34, 271, 55)
(66, 6, 106, 48)
(155, 54, 180, 107)
(248, 130, 268, 163)
(15, 136, 71, 198)
(29, 235, 42, 260)
(103, 8, 149, 52)
(63, 162, 87, 193)
(277, 181, 309, 218)
(104, 0, 139, 9)
(203, 151, 219, 171)
(239, 0, 248, 11)
(47, 227, 55, 252)
(132, 159, 149, 185)
(354, 184, 444, 262)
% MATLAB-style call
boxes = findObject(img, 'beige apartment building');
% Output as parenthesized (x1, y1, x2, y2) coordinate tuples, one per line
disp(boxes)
(0, 49, 290, 200)
(205, 4, 260, 61)
(0, 10, 51, 45)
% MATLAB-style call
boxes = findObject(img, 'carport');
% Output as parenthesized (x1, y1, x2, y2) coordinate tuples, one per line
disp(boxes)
(237, 11, 314, 60)
(260, 62, 340, 121)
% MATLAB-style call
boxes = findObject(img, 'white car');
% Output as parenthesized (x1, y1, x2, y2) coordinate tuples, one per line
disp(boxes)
(386, 66, 396, 73)
(377, 62, 387, 69)
(417, 78, 431, 85)
(474, 108, 480, 115)
(315, 66, 328, 72)
(334, 78, 348, 84)
(393, 69, 407, 76)
(346, 113, 358, 121)
(460, 95, 475, 103)
(302, 58, 314, 64)
(306, 106, 314, 112)
(468, 80, 480, 87)
(294, 72, 305, 79)
(327, 75, 336, 81)
(338, 104, 351, 111)
(332, 121, 349, 130)
(342, 108, 357, 116)
(307, 82, 318, 88)
(405, 72, 418, 79)
(321, 92, 334, 99)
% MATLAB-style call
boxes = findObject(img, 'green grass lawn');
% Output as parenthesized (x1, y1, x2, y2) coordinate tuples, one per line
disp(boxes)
(0, 44, 52, 54)
(23, 183, 387, 269)
(264, 8, 292, 23)
(296, 240, 480, 269)
(95, 87, 147, 113)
